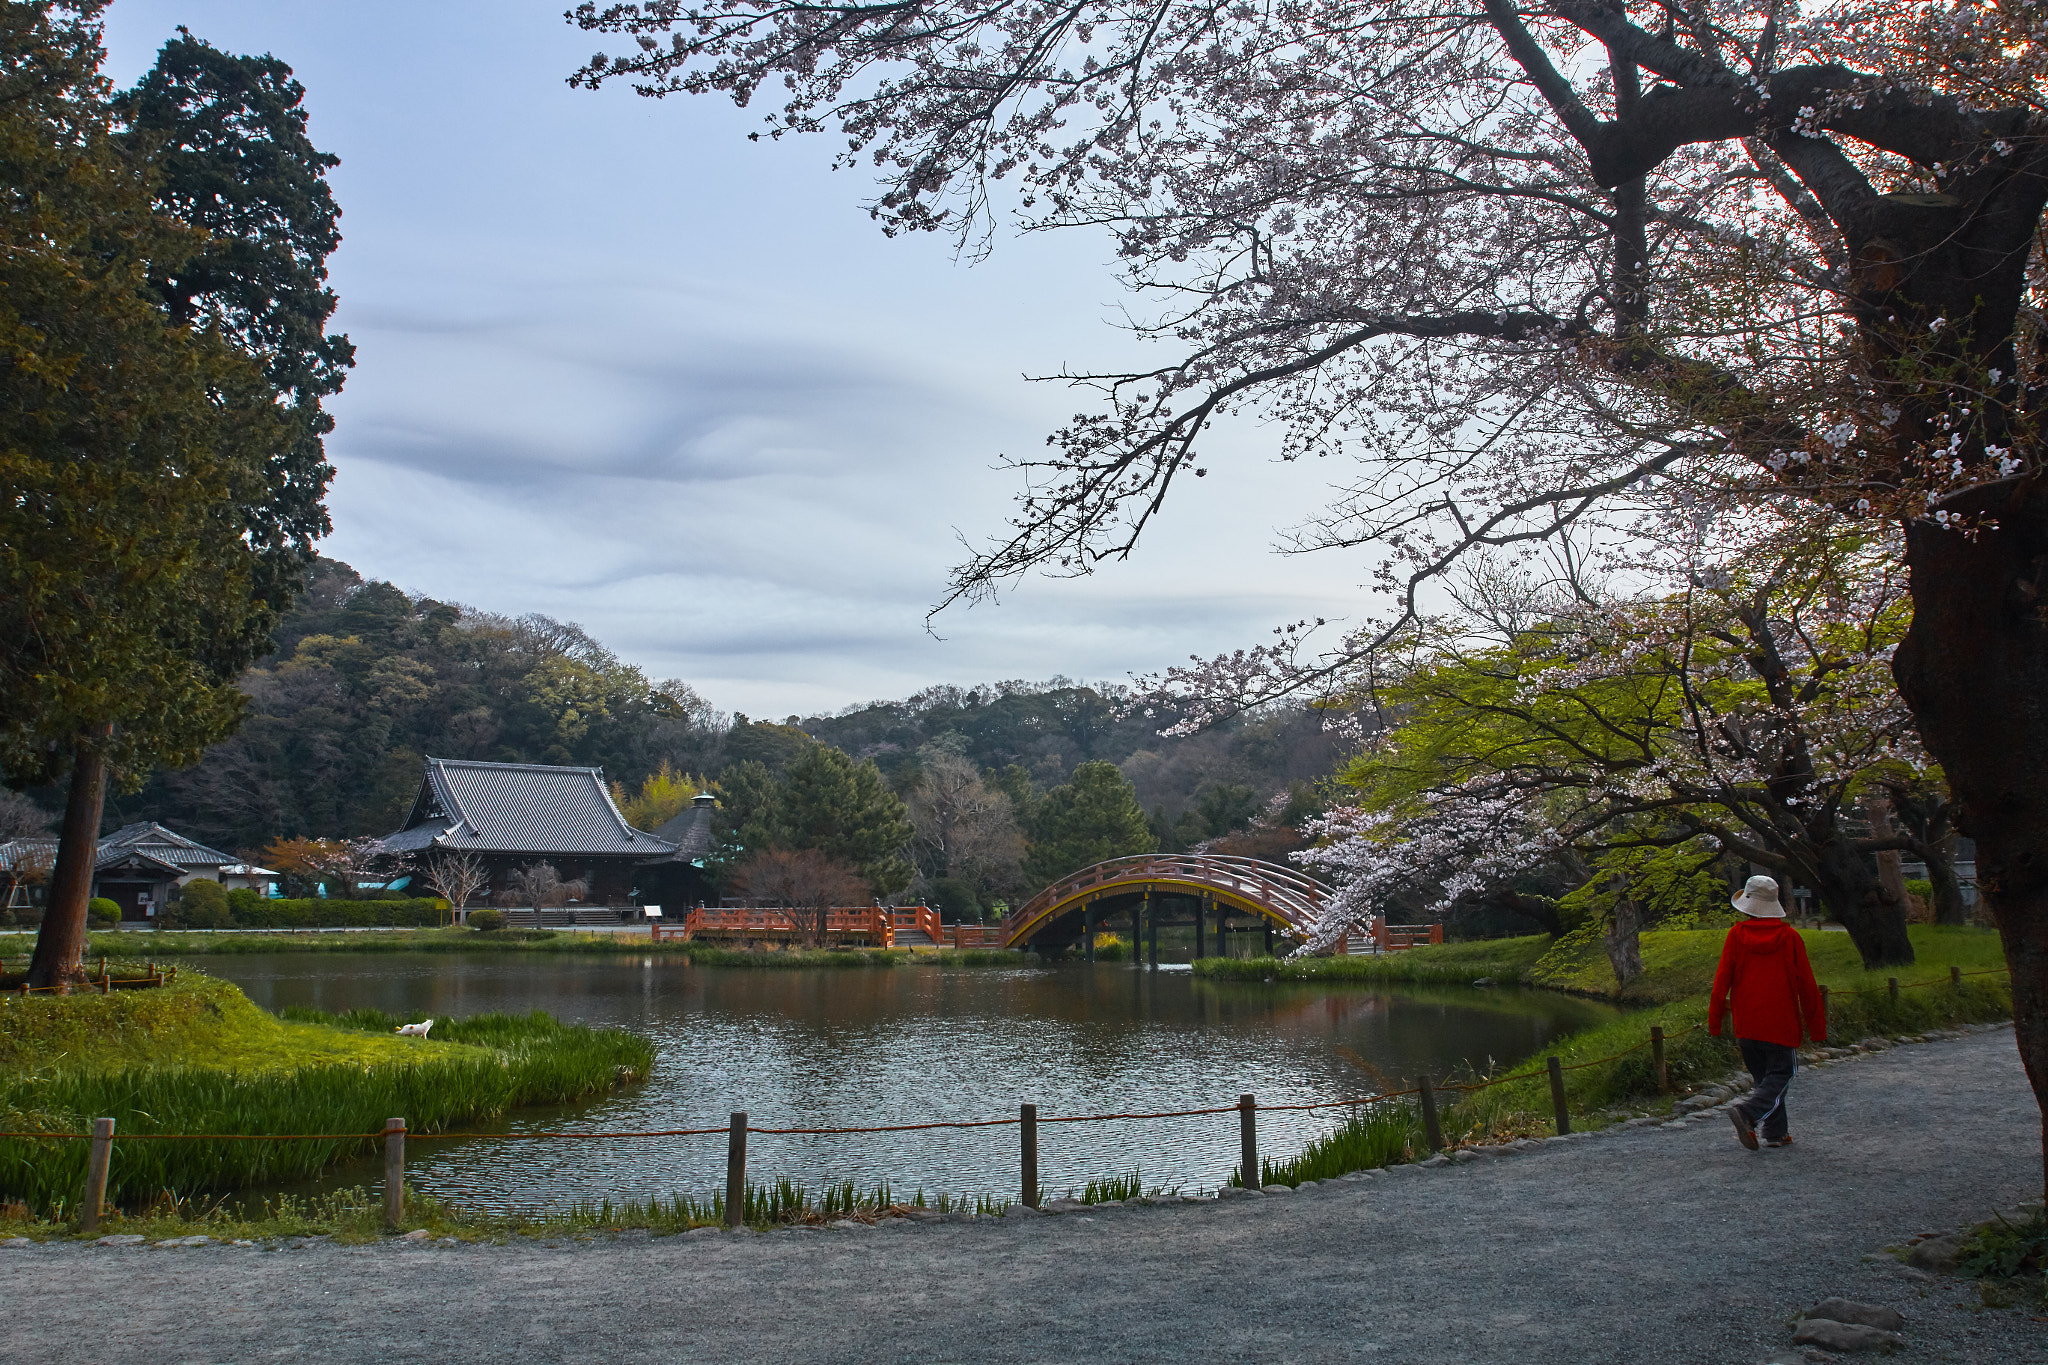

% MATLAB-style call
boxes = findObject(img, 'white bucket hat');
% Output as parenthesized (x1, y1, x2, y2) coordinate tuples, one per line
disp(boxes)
(1732, 875, 1785, 918)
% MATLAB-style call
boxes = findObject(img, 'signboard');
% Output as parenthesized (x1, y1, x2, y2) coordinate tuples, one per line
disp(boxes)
(643, 905, 662, 918)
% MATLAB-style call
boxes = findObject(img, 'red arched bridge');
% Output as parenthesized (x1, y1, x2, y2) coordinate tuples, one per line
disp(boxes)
(999, 854, 1329, 954)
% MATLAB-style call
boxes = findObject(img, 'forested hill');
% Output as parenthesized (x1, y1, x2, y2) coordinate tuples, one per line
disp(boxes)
(111, 559, 1343, 853)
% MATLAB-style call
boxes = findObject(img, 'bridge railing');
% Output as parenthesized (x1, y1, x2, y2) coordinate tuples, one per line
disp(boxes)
(1002, 854, 1329, 946)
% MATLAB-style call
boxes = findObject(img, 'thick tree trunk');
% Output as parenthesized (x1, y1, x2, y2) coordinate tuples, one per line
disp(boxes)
(1895, 488, 2048, 1202)
(1810, 837, 1915, 969)
(1603, 892, 1643, 989)
(1928, 834, 1972, 927)
(27, 734, 110, 990)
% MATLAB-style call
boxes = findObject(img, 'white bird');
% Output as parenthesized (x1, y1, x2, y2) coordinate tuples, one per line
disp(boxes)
(394, 1019, 434, 1038)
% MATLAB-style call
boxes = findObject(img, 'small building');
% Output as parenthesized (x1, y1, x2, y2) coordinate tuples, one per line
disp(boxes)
(1, 823, 278, 922)
(636, 791, 721, 911)
(382, 758, 676, 907)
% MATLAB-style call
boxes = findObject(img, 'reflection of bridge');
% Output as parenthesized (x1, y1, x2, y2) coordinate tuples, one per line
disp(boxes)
(1000, 855, 1328, 958)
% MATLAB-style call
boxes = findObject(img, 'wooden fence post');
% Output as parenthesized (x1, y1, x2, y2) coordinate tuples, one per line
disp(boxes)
(1651, 1026, 1668, 1092)
(1547, 1057, 1571, 1136)
(1239, 1094, 1260, 1190)
(724, 1111, 748, 1227)
(1888, 976, 1900, 1004)
(1020, 1103, 1039, 1208)
(1417, 1075, 1444, 1152)
(81, 1117, 114, 1233)
(383, 1117, 406, 1228)
(1951, 966, 1963, 991)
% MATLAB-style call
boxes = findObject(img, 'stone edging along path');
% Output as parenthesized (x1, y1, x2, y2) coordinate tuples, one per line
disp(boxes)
(1, 1023, 2039, 1365)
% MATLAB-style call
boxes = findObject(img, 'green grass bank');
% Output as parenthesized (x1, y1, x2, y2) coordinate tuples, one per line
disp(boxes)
(19, 927, 1034, 969)
(0, 968, 653, 1215)
(1200, 924, 2013, 1180)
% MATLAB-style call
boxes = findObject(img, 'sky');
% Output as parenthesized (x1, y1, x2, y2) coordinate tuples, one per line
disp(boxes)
(101, 1, 1371, 719)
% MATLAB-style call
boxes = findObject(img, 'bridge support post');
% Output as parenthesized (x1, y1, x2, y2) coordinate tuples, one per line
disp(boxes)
(1239, 1094, 1259, 1190)
(1263, 918, 1273, 957)
(1194, 897, 1204, 960)
(1145, 890, 1157, 968)
(1084, 904, 1095, 963)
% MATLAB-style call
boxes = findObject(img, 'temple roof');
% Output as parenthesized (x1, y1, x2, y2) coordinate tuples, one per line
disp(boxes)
(383, 758, 676, 858)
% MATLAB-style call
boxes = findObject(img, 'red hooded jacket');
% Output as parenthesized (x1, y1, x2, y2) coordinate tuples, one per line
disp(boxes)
(1708, 918, 1826, 1048)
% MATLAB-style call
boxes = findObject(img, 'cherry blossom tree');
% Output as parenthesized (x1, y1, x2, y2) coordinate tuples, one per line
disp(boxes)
(1296, 523, 1942, 968)
(571, 2, 2048, 1190)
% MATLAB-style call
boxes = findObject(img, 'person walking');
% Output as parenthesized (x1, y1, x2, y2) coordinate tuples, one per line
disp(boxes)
(1709, 875, 1827, 1150)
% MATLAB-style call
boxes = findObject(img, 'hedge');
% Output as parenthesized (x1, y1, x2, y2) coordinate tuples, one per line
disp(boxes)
(220, 894, 448, 929)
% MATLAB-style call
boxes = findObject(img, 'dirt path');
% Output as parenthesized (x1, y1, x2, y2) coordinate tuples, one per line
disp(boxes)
(3, 1028, 2040, 1365)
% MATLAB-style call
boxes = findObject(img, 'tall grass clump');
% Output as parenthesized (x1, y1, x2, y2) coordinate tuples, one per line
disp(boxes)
(1233, 1105, 1420, 1186)
(0, 993, 655, 1215)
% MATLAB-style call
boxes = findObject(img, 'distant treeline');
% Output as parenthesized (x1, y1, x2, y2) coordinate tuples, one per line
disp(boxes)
(99, 560, 1345, 875)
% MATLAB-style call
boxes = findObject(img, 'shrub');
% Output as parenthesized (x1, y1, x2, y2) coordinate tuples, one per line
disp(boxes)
(226, 888, 260, 918)
(86, 898, 121, 926)
(468, 908, 504, 932)
(174, 880, 232, 930)
(228, 897, 444, 930)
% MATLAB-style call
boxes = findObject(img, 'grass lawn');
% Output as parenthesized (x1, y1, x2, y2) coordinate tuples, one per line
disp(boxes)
(39, 927, 1032, 969)
(0, 967, 653, 1215)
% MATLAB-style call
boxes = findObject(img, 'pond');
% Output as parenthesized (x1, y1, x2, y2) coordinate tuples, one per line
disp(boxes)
(198, 953, 1624, 1210)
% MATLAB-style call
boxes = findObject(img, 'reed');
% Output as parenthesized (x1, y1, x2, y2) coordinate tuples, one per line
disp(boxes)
(1234, 1106, 1420, 1187)
(0, 999, 655, 1214)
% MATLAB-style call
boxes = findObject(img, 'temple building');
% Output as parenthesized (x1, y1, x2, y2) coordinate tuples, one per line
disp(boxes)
(381, 758, 676, 906)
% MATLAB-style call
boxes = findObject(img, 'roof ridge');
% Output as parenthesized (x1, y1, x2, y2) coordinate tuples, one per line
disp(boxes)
(589, 765, 647, 843)
(427, 757, 479, 835)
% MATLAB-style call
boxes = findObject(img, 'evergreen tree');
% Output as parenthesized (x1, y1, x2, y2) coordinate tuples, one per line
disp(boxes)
(1022, 761, 1154, 887)
(776, 745, 914, 899)
(0, 5, 345, 987)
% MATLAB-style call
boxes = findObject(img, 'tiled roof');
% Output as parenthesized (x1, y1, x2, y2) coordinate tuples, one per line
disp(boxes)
(97, 823, 237, 870)
(386, 759, 676, 857)
(4, 825, 241, 878)
(648, 793, 717, 863)
(0, 838, 57, 874)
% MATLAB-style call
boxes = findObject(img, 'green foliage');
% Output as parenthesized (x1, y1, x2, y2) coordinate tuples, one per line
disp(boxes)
(776, 744, 915, 896)
(612, 761, 713, 830)
(0, 3, 306, 788)
(1956, 1210, 2048, 1294)
(0, 978, 653, 1212)
(708, 748, 914, 897)
(1022, 760, 1154, 885)
(466, 908, 504, 932)
(85, 898, 119, 926)
(1237, 1105, 1420, 1186)
(169, 878, 231, 929)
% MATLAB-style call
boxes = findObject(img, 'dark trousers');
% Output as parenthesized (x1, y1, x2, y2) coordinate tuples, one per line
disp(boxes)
(1734, 1039, 1798, 1140)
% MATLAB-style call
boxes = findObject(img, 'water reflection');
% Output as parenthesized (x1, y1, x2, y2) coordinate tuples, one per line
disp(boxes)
(199, 953, 1621, 1209)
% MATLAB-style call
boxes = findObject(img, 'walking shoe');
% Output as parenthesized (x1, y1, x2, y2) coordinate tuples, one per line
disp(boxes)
(1763, 1135, 1793, 1148)
(1729, 1108, 1759, 1150)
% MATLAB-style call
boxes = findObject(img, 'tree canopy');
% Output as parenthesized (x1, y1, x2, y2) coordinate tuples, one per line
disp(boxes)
(1021, 760, 1155, 886)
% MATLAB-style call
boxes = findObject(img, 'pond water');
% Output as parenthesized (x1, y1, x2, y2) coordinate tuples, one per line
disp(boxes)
(197, 953, 1622, 1210)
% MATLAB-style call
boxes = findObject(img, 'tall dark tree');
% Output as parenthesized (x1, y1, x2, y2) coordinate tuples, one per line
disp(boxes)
(1022, 761, 1154, 887)
(117, 28, 351, 615)
(0, 6, 346, 987)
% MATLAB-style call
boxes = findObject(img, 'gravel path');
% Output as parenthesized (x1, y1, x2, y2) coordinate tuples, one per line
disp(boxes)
(4, 1027, 2042, 1365)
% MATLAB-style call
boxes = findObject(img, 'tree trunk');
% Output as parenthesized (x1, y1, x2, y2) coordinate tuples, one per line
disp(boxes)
(1810, 837, 1915, 969)
(28, 732, 110, 990)
(1894, 489, 2048, 1202)
(1928, 833, 1971, 927)
(1603, 890, 1643, 990)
